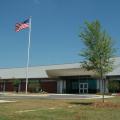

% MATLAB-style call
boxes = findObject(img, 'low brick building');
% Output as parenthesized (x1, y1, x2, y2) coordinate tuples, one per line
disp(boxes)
(0, 57, 120, 94)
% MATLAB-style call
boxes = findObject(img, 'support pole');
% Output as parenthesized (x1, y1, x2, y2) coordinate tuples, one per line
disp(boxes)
(25, 17, 32, 94)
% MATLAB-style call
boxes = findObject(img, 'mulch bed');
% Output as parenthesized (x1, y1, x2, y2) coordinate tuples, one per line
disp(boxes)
(92, 102, 120, 108)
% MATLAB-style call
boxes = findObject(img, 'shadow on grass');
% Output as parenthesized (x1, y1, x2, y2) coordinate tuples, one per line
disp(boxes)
(0, 116, 8, 120)
(69, 102, 93, 106)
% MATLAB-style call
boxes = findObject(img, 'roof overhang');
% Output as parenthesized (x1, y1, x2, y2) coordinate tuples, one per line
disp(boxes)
(47, 68, 95, 78)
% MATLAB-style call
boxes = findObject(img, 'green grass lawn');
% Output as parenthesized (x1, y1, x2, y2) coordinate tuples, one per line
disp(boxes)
(0, 96, 120, 120)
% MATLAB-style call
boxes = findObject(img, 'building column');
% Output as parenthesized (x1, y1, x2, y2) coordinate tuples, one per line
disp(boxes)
(3, 80, 6, 92)
(105, 79, 109, 93)
(99, 79, 109, 93)
(57, 80, 66, 94)
(99, 80, 103, 93)
(63, 80, 66, 93)
(57, 80, 62, 94)
(96, 79, 100, 92)
(18, 80, 21, 92)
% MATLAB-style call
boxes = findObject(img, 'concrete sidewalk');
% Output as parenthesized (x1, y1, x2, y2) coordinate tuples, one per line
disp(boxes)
(0, 100, 16, 103)
(0, 92, 114, 99)
(0, 92, 48, 96)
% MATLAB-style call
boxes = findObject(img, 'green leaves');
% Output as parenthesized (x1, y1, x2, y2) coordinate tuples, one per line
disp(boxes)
(79, 20, 115, 77)
(13, 79, 21, 87)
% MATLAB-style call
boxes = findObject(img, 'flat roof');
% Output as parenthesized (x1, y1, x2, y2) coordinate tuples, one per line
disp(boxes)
(0, 63, 81, 79)
(0, 57, 119, 79)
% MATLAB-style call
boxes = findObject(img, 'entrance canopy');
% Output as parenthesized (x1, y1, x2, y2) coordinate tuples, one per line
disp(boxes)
(47, 68, 95, 78)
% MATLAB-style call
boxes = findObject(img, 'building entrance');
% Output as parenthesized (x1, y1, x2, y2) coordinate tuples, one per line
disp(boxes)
(61, 76, 97, 94)
(79, 83, 88, 94)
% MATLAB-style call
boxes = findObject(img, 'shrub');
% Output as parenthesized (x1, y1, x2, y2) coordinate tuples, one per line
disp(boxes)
(108, 81, 120, 93)
(13, 79, 21, 93)
(28, 80, 41, 93)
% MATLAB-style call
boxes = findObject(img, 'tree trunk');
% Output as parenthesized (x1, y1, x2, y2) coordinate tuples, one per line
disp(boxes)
(102, 79, 105, 103)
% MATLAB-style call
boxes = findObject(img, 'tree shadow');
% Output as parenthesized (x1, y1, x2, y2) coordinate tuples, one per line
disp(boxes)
(69, 102, 93, 106)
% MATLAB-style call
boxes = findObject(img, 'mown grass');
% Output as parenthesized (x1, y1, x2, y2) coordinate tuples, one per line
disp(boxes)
(0, 96, 120, 120)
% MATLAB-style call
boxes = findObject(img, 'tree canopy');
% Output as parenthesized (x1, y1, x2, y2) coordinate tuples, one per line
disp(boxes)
(79, 20, 115, 102)
(80, 20, 115, 77)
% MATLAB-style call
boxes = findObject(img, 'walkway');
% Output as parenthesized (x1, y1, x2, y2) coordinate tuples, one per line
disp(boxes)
(0, 93, 114, 100)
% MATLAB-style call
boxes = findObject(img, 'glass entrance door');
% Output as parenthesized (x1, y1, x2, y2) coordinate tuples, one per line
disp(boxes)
(79, 83, 88, 94)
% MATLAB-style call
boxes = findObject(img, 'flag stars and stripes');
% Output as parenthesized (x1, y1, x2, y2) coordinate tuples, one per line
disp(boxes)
(15, 19, 29, 32)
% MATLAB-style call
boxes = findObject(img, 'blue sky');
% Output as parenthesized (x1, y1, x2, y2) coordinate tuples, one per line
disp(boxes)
(0, 0, 120, 68)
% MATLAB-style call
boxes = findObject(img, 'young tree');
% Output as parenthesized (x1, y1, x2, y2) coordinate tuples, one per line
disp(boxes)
(13, 79, 21, 93)
(28, 80, 41, 93)
(79, 20, 115, 102)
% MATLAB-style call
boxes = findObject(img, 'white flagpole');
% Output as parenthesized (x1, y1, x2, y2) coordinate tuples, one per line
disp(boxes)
(25, 17, 32, 94)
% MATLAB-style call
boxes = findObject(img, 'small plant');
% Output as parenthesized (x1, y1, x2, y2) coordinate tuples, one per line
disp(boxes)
(108, 80, 120, 93)
(13, 79, 21, 93)
(28, 80, 41, 93)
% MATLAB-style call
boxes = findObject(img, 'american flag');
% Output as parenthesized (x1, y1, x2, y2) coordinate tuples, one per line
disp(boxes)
(15, 19, 29, 32)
